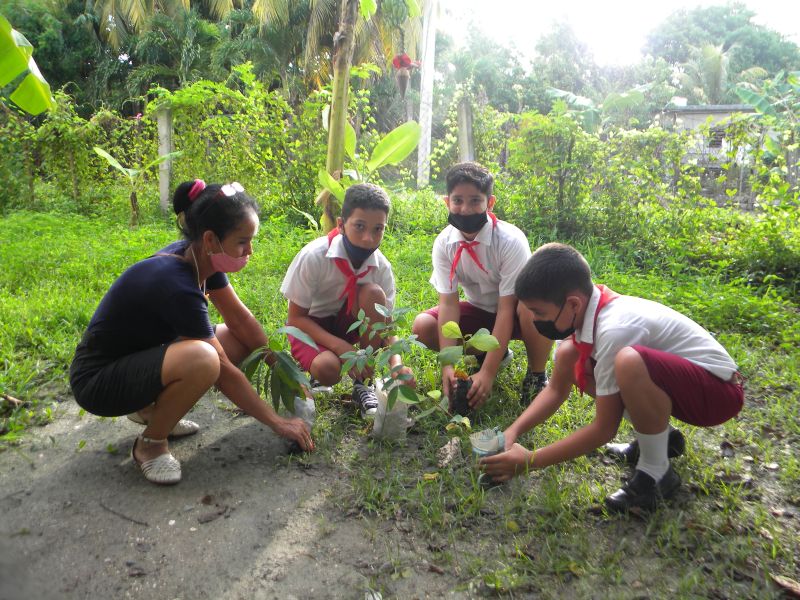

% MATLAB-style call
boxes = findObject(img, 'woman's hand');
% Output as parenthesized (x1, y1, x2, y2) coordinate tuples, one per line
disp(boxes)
(274, 417, 314, 452)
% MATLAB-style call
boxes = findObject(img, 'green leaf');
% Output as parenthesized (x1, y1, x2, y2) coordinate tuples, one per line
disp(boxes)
(735, 87, 777, 117)
(359, 0, 377, 19)
(240, 347, 268, 381)
(346, 319, 363, 334)
(8, 68, 52, 115)
(387, 384, 399, 411)
(269, 363, 282, 411)
(405, 0, 421, 18)
(764, 134, 782, 156)
(442, 321, 463, 340)
(94, 147, 135, 180)
(142, 150, 183, 173)
(467, 333, 500, 352)
(273, 352, 310, 389)
(366, 121, 421, 172)
(345, 122, 357, 159)
(374, 303, 391, 318)
(318, 169, 345, 202)
(438, 345, 463, 365)
(396, 384, 420, 404)
(427, 390, 442, 400)
(0, 16, 30, 87)
(275, 325, 318, 350)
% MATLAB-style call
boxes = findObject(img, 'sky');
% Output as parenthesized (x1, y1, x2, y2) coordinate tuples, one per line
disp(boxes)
(439, 0, 800, 66)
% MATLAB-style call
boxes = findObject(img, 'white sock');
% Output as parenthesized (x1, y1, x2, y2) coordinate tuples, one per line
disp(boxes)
(635, 428, 670, 481)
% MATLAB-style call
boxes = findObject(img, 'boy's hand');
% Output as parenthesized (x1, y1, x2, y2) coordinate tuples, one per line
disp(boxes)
(479, 444, 533, 482)
(441, 365, 457, 400)
(391, 364, 416, 389)
(467, 369, 494, 408)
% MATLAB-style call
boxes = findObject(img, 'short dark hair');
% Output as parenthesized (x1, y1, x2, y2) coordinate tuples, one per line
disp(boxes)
(445, 162, 494, 196)
(173, 180, 259, 242)
(341, 183, 390, 221)
(515, 243, 594, 304)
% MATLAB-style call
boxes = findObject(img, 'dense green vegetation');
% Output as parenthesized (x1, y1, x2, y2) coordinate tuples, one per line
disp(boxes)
(1, 1, 799, 595)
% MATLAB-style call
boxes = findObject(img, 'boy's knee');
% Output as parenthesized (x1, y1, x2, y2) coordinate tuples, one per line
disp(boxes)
(614, 346, 646, 382)
(357, 283, 386, 308)
(311, 354, 342, 386)
(412, 313, 438, 348)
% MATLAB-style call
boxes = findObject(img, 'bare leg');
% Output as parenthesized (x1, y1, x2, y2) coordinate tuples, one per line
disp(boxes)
(134, 340, 220, 463)
(518, 302, 553, 372)
(411, 312, 440, 350)
(214, 323, 249, 367)
(310, 350, 344, 386)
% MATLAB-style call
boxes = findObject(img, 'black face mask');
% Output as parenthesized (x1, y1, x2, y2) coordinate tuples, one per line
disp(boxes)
(341, 233, 376, 269)
(448, 211, 488, 234)
(533, 300, 576, 340)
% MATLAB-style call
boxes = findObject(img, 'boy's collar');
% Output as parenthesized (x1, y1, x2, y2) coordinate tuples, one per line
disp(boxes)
(325, 231, 380, 269)
(573, 286, 601, 344)
(445, 219, 494, 245)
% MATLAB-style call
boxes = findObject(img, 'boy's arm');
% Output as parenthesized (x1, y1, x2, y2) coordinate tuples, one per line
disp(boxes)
(437, 292, 461, 399)
(481, 393, 624, 481)
(469, 295, 516, 407)
(286, 301, 354, 358)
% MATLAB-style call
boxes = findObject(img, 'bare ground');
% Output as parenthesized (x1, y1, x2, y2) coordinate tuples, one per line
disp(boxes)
(0, 396, 461, 600)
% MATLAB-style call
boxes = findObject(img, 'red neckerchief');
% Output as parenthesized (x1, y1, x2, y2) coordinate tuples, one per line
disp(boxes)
(327, 227, 374, 313)
(572, 284, 620, 393)
(449, 212, 498, 284)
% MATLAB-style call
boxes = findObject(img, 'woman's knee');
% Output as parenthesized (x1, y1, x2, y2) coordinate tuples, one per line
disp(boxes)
(167, 340, 220, 383)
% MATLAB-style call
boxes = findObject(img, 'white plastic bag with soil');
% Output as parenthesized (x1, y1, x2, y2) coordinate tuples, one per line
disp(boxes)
(371, 379, 411, 442)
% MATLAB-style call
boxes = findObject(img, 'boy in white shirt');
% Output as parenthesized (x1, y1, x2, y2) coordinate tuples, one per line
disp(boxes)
(480, 243, 744, 512)
(281, 183, 414, 418)
(412, 162, 553, 411)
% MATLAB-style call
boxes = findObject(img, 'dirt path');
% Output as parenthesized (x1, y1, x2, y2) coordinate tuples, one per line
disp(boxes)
(0, 397, 459, 599)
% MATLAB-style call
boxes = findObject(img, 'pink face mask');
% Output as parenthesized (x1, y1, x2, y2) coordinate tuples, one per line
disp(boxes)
(209, 238, 249, 273)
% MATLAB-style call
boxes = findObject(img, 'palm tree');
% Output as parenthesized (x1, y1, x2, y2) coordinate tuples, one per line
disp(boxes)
(678, 43, 734, 104)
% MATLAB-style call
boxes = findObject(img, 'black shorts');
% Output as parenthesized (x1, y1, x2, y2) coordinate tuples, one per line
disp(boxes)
(69, 331, 168, 417)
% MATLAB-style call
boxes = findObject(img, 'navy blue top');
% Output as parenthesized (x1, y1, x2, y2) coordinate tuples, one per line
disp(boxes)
(84, 241, 229, 357)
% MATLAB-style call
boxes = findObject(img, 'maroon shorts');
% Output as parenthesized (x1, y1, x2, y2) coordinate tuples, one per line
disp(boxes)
(423, 301, 523, 340)
(288, 303, 359, 372)
(633, 345, 744, 427)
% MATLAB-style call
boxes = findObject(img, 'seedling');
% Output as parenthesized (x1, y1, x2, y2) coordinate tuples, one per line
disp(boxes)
(240, 326, 318, 414)
(339, 303, 426, 411)
(437, 321, 500, 415)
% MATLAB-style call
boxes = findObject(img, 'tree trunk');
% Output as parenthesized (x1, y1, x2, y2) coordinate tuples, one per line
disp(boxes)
(416, 0, 437, 188)
(457, 95, 474, 162)
(157, 108, 173, 215)
(322, 0, 360, 233)
(130, 190, 139, 227)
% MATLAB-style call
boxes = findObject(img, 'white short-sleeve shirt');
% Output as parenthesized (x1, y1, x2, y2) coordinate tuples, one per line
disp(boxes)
(429, 219, 531, 313)
(280, 233, 396, 318)
(576, 286, 739, 396)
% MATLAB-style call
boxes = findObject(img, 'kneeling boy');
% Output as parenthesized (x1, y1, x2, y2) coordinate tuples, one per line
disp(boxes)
(281, 183, 414, 418)
(412, 162, 553, 410)
(480, 243, 744, 512)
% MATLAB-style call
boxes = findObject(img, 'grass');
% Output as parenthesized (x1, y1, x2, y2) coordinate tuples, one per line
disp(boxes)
(1, 191, 799, 597)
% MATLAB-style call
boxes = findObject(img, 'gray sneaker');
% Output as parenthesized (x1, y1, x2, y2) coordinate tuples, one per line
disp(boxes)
(352, 382, 379, 419)
(309, 378, 333, 394)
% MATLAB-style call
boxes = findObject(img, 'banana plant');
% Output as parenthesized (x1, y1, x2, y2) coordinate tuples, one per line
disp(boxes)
(0, 13, 53, 115)
(240, 326, 319, 414)
(318, 119, 422, 204)
(93, 146, 183, 226)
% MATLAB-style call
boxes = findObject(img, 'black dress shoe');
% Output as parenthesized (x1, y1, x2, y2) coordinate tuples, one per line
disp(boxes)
(604, 466, 681, 512)
(604, 428, 686, 465)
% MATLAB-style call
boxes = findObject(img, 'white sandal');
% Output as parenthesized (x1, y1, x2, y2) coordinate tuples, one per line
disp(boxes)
(132, 436, 181, 485)
(126, 412, 200, 438)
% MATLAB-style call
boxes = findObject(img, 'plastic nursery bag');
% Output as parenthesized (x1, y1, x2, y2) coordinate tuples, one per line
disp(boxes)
(290, 396, 316, 429)
(469, 427, 505, 458)
(372, 379, 409, 442)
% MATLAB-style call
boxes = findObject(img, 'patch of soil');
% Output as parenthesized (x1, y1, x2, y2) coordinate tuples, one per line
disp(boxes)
(0, 396, 460, 599)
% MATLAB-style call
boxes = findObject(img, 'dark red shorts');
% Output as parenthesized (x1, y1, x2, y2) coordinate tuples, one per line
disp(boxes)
(423, 301, 523, 340)
(288, 303, 359, 372)
(633, 345, 744, 427)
